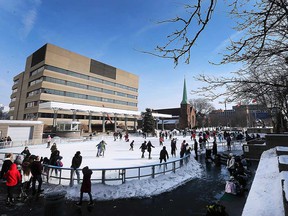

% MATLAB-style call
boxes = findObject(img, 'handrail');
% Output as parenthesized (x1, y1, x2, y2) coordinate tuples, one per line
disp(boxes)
(21, 154, 192, 186)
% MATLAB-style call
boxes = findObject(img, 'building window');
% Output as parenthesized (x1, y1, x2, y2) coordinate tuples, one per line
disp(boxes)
(29, 77, 43, 86)
(13, 79, 19, 85)
(30, 66, 44, 77)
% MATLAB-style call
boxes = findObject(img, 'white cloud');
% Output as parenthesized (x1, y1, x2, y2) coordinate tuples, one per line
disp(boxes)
(212, 30, 244, 54)
(19, 8, 37, 39)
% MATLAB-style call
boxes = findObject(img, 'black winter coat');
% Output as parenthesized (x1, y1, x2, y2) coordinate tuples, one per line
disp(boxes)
(0, 159, 12, 179)
(71, 155, 82, 169)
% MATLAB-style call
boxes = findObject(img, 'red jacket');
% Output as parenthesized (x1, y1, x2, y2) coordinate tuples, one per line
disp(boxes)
(4, 163, 21, 187)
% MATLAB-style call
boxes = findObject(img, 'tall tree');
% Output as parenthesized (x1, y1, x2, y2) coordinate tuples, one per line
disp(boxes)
(142, 108, 156, 135)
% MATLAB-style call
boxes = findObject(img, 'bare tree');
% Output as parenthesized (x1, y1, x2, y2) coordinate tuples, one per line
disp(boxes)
(153, 0, 288, 131)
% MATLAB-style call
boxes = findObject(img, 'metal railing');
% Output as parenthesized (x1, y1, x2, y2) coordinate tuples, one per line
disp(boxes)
(0, 151, 191, 186)
(42, 154, 191, 186)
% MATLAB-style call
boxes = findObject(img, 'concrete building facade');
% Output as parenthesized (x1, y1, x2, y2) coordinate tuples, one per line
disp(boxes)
(9, 43, 139, 133)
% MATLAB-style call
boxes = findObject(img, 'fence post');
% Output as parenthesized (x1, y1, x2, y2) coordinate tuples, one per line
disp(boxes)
(151, 165, 155, 178)
(121, 169, 126, 184)
(172, 162, 175, 173)
(101, 170, 105, 184)
(59, 169, 62, 185)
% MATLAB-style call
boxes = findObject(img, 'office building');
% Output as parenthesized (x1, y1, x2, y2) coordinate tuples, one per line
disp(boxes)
(9, 43, 140, 135)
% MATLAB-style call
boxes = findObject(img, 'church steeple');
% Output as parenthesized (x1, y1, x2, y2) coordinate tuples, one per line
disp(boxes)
(181, 78, 188, 105)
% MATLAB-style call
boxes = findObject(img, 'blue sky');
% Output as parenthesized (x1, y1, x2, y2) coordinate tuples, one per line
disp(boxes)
(0, 0, 240, 111)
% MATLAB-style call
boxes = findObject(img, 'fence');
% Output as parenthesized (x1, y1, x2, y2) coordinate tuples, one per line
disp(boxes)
(42, 154, 191, 186)
(0, 151, 191, 186)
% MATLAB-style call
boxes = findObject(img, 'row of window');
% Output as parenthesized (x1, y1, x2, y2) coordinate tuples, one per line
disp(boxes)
(31, 112, 136, 121)
(43, 76, 137, 99)
(30, 66, 44, 77)
(29, 65, 138, 92)
(43, 88, 137, 107)
(26, 101, 38, 108)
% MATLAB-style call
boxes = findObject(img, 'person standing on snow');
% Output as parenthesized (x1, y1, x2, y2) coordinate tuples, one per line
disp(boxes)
(4, 163, 21, 205)
(76, 166, 93, 206)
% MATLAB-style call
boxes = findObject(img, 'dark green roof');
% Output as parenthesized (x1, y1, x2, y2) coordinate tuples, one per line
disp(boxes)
(181, 78, 188, 105)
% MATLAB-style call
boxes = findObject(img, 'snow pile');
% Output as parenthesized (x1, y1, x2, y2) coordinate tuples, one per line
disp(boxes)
(242, 148, 285, 216)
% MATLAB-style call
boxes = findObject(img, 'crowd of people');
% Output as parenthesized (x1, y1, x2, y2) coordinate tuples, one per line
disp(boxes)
(0, 129, 255, 208)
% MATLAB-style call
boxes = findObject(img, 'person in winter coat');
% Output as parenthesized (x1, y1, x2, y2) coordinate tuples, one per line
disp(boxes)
(30, 156, 44, 195)
(70, 151, 82, 187)
(0, 153, 13, 180)
(212, 140, 218, 156)
(226, 134, 232, 151)
(171, 138, 177, 157)
(4, 163, 21, 204)
(159, 146, 169, 168)
(193, 139, 198, 160)
(21, 147, 31, 160)
(139, 141, 147, 158)
(47, 135, 52, 148)
(146, 141, 155, 159)
(129, 140, 134, 151)
(49, 149, 61, 176)
(19, 161, 32, 200)
(227, 153, 236, 176)
(76, 166, 93, 206)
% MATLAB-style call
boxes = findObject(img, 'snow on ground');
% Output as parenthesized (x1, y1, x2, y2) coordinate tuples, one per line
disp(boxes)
(1, 135, 205, 201)
(242, 148, 285, 216)
(3, 133, 286, 216)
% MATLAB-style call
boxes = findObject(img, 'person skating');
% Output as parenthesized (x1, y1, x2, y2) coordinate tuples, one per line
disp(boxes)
(146, 141, 155, 159)
(171, 138, 177, 157)
(76, 166, 93, 206)
(139, 141, 147, 158)
(159, 146, 169, 168)
(70, 151, 82, 187)
(129, 140, 134, 151)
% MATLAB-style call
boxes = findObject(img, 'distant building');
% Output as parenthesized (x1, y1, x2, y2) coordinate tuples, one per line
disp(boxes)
(153, 78, 196, 130)
(208, 104, 272, 128)
(9, 43, 140, 134)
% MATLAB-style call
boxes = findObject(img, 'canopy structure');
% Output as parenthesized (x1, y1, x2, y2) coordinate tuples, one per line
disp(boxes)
(39, 102, 172, 133)
(39, 101, 142, 117)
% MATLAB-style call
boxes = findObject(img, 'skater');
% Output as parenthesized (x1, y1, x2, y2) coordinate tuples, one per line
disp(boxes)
(226, 134, 232, 151)
(47, 135, 52, 148)
(76, 166, 93, 206)
(139, 141, 147, 158)
(146, 141, 155, 159)
(96, 140, 107, 157)
(70, 151, 82, 187)
(159, 146, 169, 168)
(171, 138, 177, 157)
(129, 140, 134, 151)
(30, 156, 44, 195)
(4, 163, 21, 205)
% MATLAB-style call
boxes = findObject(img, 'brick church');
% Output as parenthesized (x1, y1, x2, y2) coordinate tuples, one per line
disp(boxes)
(153, 78, 196, 130)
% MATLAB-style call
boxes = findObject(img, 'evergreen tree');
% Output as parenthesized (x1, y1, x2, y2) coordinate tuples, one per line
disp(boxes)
(142, 108, 155, 135)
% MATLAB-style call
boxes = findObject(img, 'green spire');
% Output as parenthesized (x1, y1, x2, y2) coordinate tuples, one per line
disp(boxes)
(181, 78, 188, 105)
